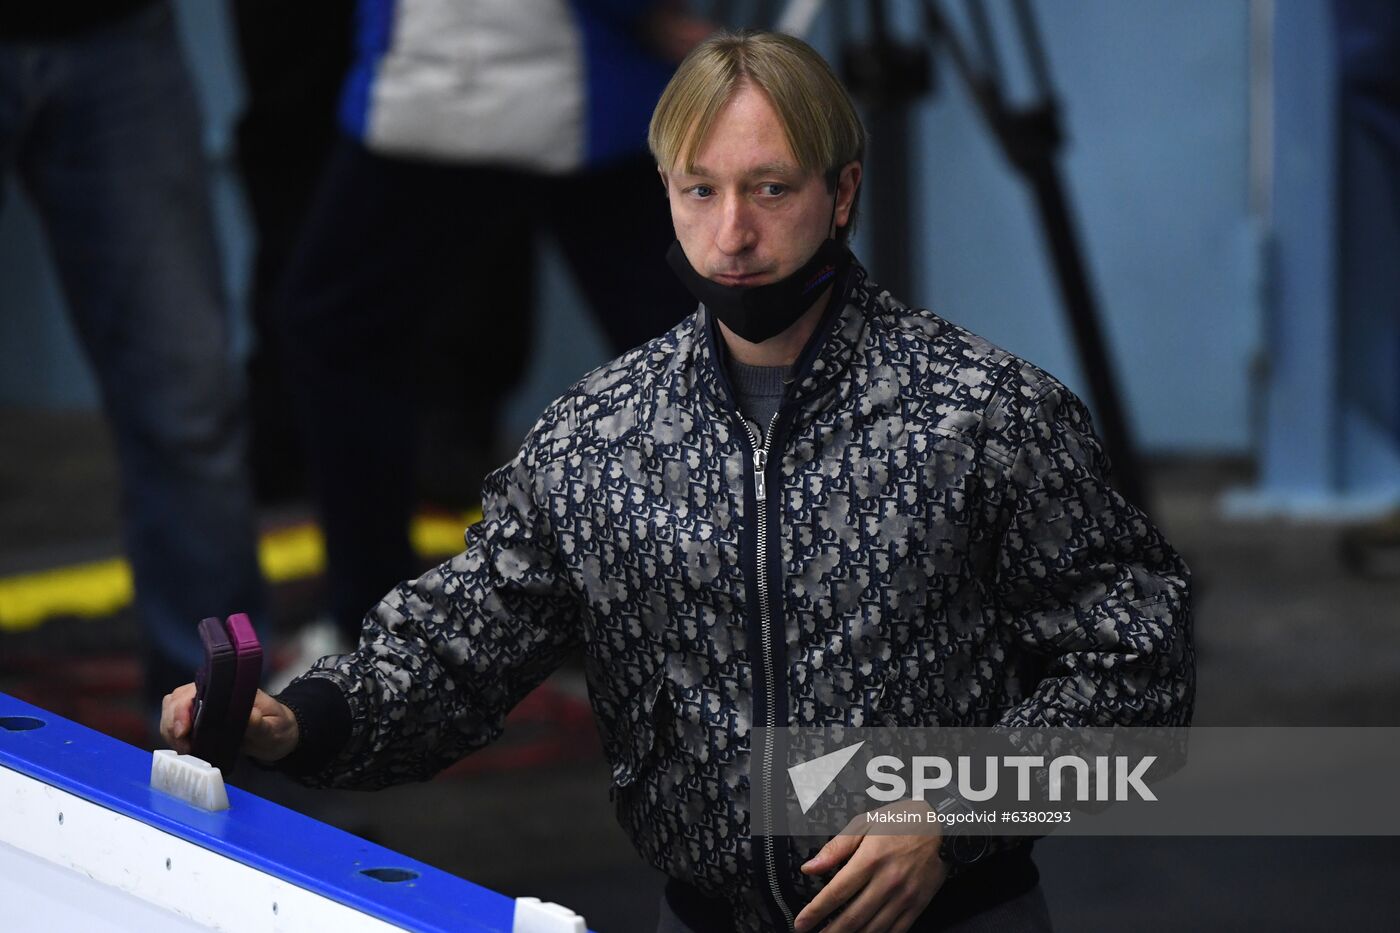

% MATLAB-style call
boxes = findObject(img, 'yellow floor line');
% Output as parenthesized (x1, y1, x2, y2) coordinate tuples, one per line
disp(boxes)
(0, 508, 482, 633)
(0, 559, 135, 633)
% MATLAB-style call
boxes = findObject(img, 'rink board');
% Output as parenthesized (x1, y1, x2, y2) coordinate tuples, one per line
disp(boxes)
(0, 691, 521, 932)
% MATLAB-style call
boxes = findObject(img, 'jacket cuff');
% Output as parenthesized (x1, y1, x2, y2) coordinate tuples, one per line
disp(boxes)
(266, 677, 352, 777)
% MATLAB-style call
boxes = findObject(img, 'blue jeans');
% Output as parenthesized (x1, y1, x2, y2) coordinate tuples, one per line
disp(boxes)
(0, 2, 264, 713)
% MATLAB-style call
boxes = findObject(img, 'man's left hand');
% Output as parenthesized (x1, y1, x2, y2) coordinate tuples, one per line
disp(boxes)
(793, 804, 948, 933)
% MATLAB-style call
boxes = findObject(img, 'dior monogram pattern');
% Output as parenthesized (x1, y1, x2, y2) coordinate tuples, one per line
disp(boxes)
(289, 262, 1193, 930)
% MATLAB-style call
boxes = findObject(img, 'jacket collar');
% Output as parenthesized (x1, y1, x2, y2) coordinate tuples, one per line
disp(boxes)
(693, 257, 872, 415)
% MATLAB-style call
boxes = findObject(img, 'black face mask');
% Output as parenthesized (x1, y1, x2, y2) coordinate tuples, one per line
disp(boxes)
(666, 237, 850, 344)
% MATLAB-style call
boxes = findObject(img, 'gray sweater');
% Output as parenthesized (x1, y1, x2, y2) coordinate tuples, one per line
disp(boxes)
(727, 358, 790, 431)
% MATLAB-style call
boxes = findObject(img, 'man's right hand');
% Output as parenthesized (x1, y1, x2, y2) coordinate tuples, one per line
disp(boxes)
(159, 683, 300, 764)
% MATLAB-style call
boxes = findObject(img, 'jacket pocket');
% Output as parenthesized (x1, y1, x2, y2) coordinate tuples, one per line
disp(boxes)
(610, 668, 671, 794)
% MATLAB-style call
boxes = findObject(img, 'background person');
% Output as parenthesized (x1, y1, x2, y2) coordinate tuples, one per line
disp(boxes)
(272, 0, 710, 675)
(0, 0, 265, 724)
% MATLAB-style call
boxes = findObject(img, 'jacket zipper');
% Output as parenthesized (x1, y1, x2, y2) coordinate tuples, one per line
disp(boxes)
(743, 412, 795, 930)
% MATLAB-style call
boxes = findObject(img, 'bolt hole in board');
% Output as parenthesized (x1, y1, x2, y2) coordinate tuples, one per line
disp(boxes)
(0, 692, 590, 932)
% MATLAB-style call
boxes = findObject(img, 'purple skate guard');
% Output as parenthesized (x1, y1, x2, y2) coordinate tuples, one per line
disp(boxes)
(190, 616, 235, 770)
(222, 612, 263, 767)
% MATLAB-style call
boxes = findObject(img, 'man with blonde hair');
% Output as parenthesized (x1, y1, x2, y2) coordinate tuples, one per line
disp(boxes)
(164, 29, 1192, 933)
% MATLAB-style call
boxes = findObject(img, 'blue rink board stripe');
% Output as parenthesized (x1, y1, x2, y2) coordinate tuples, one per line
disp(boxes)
(0, 692, 515, 933)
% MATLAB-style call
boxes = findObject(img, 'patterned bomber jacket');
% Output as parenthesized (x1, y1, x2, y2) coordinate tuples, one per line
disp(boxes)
(285, 260, 1194, 930)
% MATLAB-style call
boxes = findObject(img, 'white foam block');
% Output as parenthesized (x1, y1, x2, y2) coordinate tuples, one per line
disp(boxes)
(149, 749, 229, 812)
(513, 896, 586, 933)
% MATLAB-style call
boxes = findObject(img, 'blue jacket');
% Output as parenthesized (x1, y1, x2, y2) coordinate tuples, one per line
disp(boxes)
(339, 0, 673, 171)
(279, 258, 1195, 929)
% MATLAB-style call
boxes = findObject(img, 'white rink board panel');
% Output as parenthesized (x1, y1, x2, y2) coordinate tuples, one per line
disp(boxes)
(0, 765, 406, 931)
(0, 836, 206, 933)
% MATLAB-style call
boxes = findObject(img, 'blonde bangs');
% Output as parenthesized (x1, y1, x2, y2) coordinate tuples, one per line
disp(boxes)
(648, 31, 865, 181)
(648, 48, 742, 175)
